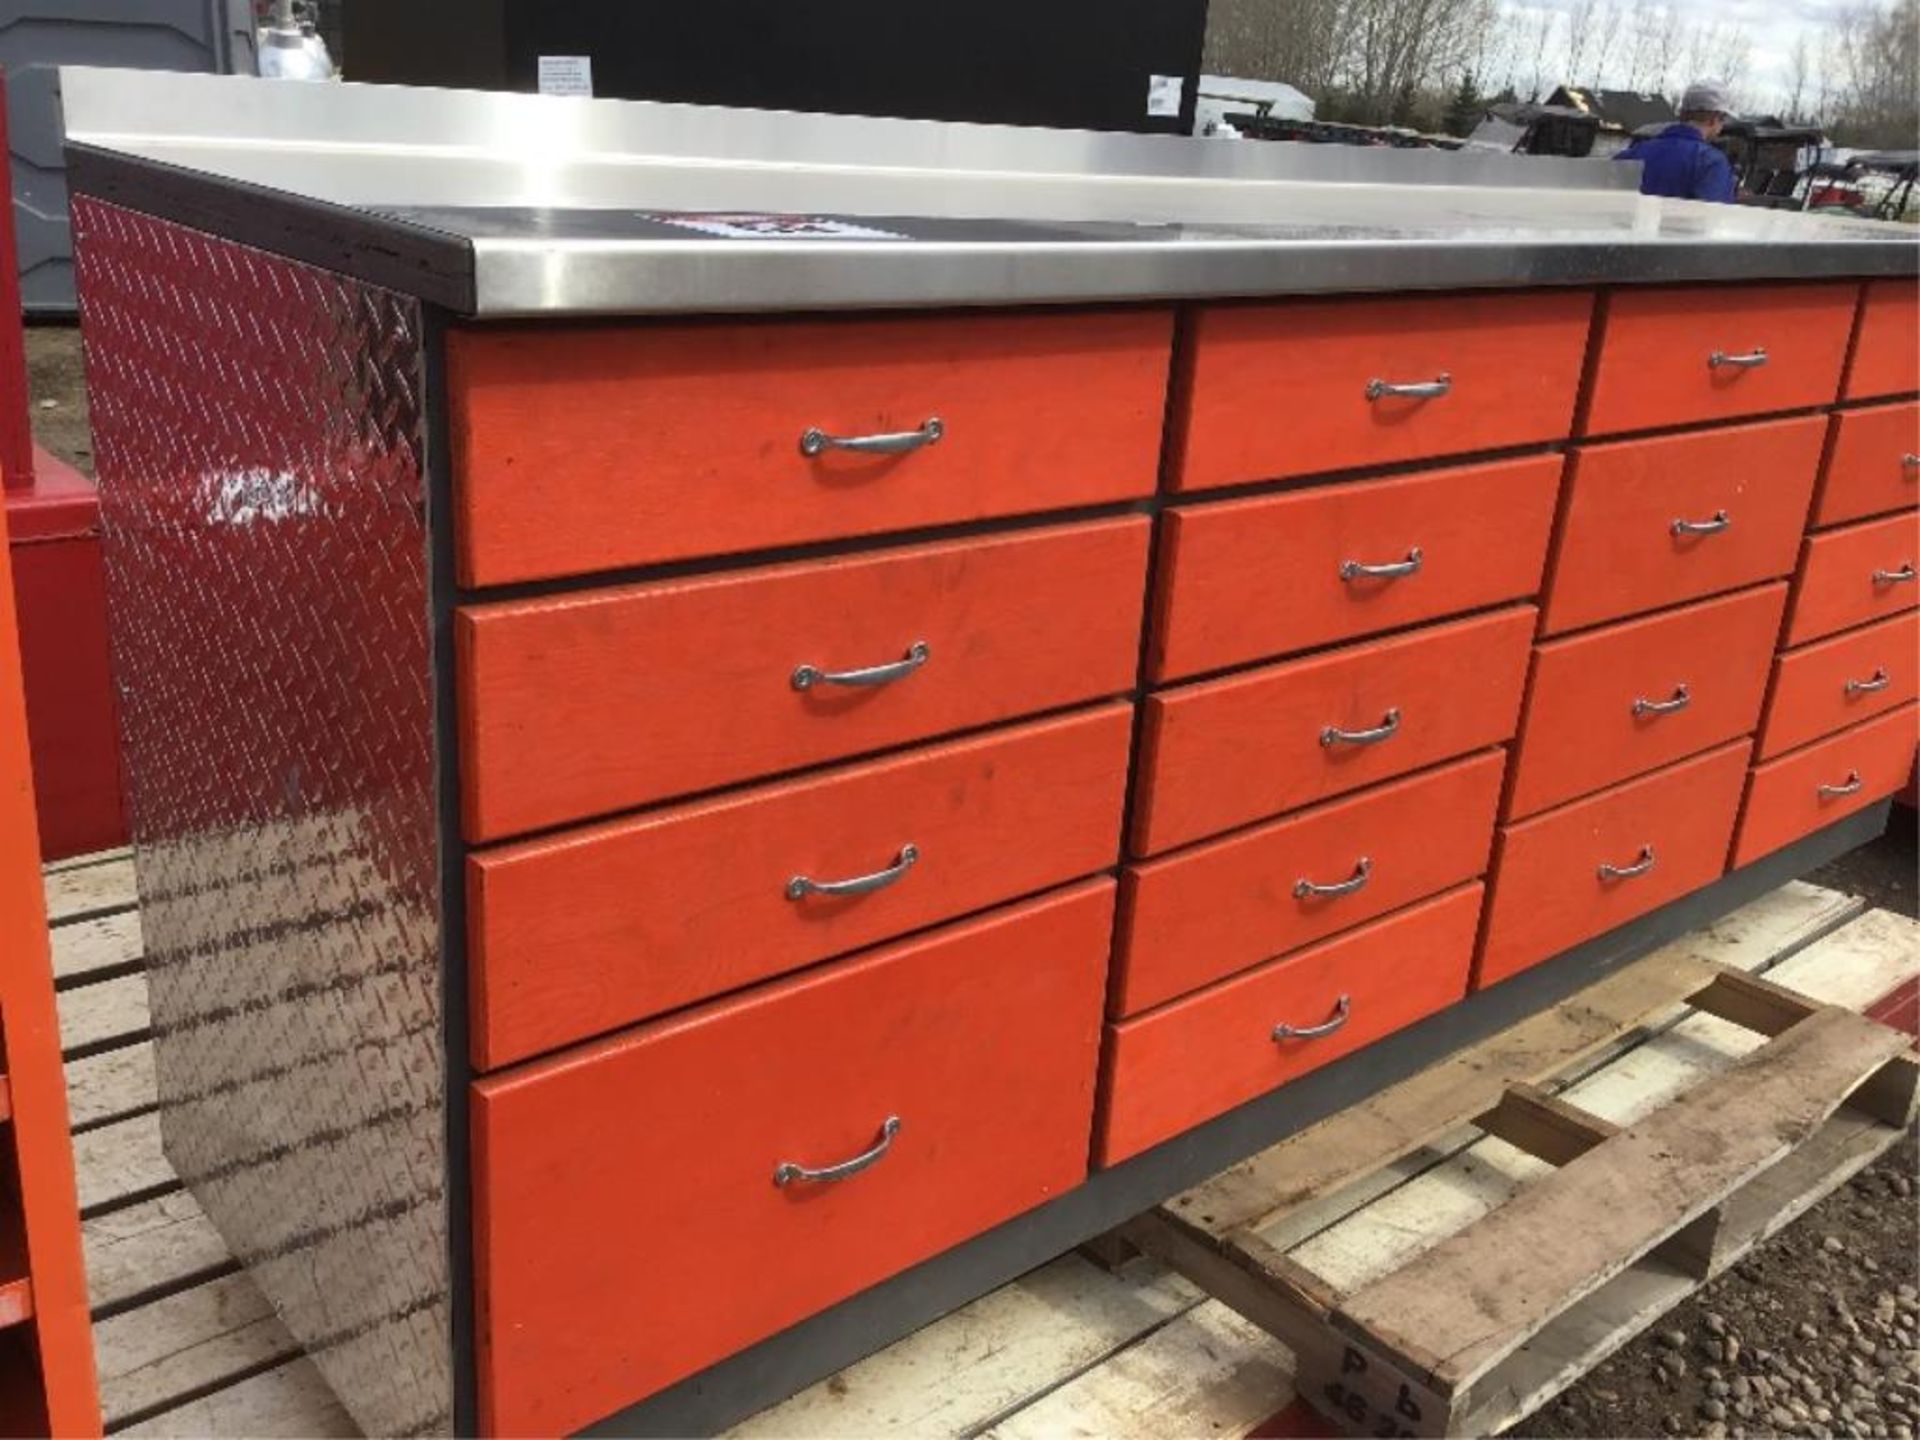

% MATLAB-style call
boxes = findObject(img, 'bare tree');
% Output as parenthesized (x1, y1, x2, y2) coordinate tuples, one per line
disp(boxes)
(1827, 0, 1920, 147)
(1562, 0, 1599, 84)
(1588, 0, 1624, 88)
(1783, 33, 1811, 121)
(1620, 0, 1660, 91)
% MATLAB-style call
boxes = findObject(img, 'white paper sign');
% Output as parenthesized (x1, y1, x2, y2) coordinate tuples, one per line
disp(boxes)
(1147, 74, 1184, 117)
(538, 56, 593, 97)
(654, 213, 909, 241)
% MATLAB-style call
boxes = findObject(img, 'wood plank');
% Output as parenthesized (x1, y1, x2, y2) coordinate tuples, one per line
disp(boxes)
(117, 1357, 359, 1439)
(981, 1300, 1294, 1440)
(43, 856, 137, 923)
(1455, 1259, 1695, 1438)
(56, 972, 151, 1057)
(1164, 881, 1861, 1243)
(1475, 1086, 1618, 1167)
(1766, 907, 1920, 1010)
(42, 846, 132, 876)
(730, 1255, 1201, 1438)
(83, 1191, 231, 1314)
(50, 908, 143, 986)
(1706, 1109, 1901, 1270)
(93, 1271, 298, 1428)
(1690, 968, 1821, 1038)
(65, 1041, 158, 1131)
(1337, 1007, 1910, 1394)
(73, 1111, 173, 1217)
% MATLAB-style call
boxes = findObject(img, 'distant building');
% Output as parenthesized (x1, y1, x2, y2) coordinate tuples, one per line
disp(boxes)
(1546, 86, 1678, 155)
(1193, 75, 1315, 136)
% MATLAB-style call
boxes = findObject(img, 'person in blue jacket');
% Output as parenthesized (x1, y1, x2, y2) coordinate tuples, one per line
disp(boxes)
(1617, 81, 1739, 202)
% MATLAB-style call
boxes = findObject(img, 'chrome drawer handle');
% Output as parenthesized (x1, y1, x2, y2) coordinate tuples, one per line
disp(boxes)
(1845, 668, 1892, 696)
(1274, 994, 1351, 1042)
(793, 640, 930, 691)
(1818, 770, 1864, 799)
(1294, 856, 1372, 900)
(1366, 373, 1451, 402)
(1598, 844, 1657, 881)
(1872, 563, 1917, 585)
(1340, 547, 1424, 582)
(1903, 453, 1920, 471)
(800, 417, 944, 457)
(774, 1116, 902, 1187)
(1671, 509, 1731, 537)
(1632, 684, 1692, 717)
(1321, 708, 1401, 748)
(1708, 348, 1768, 370)
(786, 843, 919, 902)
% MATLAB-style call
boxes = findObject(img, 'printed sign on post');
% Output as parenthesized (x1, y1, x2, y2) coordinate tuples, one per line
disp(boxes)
(1147, 74, 1184, 118)
(537, 56, 593, 97)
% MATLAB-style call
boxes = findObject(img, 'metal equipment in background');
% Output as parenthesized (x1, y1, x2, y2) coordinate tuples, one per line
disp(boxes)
(256, 0, 335, 81)
(341, 0, 1210, 135)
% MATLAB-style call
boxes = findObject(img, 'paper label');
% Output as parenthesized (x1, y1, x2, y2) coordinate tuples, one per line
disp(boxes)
(537, 56, 593, 97)
(653, 213, 909, 241)
(1147, 73, 1184, 117)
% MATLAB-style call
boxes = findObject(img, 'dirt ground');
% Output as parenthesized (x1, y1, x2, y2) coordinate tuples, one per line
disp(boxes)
(21, 322, 1919, 1439)
(26, 323, 91, 475)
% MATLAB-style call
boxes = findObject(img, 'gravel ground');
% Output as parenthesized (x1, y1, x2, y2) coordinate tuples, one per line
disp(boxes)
(20, 321, 1919, 1440)
(1534, 1134, 1920, 1440)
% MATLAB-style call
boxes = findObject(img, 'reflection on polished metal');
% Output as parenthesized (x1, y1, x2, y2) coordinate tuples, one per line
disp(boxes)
(76, 201, 449, 1439)
(60, 67, 1918, 317)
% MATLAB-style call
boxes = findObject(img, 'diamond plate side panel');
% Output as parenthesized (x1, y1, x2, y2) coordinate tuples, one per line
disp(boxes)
(71, 199, 451, 1439)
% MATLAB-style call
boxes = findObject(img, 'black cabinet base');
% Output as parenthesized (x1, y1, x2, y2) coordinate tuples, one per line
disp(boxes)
(583, 803, 1890, 1437)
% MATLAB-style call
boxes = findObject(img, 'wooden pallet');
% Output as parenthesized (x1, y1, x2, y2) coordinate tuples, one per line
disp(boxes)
(44, 851, 357, 1439)
(1122, 967, 1920, 1439)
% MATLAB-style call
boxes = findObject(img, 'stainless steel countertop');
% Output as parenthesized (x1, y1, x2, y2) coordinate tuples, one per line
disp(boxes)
(61, 67, 1920, 317)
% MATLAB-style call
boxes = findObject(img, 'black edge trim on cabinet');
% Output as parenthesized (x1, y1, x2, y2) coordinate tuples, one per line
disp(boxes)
(64, 144, 478, 314)
(578, 800, 1891, 1438)
(422, 306, 480, 1437)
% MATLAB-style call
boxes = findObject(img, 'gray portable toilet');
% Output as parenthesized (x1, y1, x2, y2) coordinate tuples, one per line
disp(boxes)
(1, 1, 258, 314)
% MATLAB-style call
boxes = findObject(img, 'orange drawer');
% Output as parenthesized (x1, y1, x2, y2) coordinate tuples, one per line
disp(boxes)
(1756, 611, 1919, 761)
(471, 703, 1133, 1068)
(1096, 882, 1482, 1166)
(1168, 290, 1593, 492)
(474, 879, 1115, 1437)
(447, 308, 1174, 585)
(457, 516, 1149, 841)
(1732, 703, 1918, 867)
(1149, 454, 1561, 681)
(1540, 416, 1824, 637)
(1132, 607, 1534, 857)
(1784, 510, 1920, 647)
(1476, 739, 1749, 989)
(1843, 279, 1919, 401)
(1580, 283, 1859, 437)
(1814, 401, 1920, 528)
(1506, 583, 1786, 819)
(1114, 750, 1502, 1017)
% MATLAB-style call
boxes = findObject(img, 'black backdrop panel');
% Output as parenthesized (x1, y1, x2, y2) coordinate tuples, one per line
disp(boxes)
(497, 0, 1207, 134)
